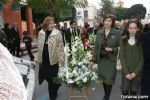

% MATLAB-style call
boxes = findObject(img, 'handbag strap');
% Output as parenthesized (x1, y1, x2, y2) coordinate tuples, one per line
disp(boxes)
(117, 47, 120, 59)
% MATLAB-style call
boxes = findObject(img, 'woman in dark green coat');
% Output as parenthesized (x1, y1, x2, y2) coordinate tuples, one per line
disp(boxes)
(120, 19, 143, 98)
(91, 14, 121, 100)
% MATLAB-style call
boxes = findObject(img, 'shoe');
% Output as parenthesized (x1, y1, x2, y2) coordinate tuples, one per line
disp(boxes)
(103, 97, 109, 100)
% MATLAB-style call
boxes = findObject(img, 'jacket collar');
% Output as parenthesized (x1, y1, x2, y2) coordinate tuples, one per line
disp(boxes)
(40, 28, 59, 36)
(100, 28, 116, 36)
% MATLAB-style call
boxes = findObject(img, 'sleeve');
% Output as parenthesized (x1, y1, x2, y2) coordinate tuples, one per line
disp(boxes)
(120, 40, 129, 75)
(134, 46, 144, 75)
(92, 32, 101, 62)
(65, 30, 69, 43)
(58, 33, 65, 67)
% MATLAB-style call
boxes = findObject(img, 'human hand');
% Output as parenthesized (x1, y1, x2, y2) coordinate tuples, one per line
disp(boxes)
(131, 73, 136, 78)
(126, 74, 133, 80)
(105, 47, 113, 52)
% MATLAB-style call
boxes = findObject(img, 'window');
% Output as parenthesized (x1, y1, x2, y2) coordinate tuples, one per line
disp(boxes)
(84, 10, 88, 19)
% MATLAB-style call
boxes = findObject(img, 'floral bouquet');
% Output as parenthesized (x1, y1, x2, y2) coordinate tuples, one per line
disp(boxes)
(55, 36, 98, 88)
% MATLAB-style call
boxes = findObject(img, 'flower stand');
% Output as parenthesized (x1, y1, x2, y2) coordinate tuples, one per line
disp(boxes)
(68, 85, 89, 100)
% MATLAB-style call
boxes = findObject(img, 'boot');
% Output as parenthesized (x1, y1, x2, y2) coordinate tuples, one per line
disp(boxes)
(103, 83, 112, 100)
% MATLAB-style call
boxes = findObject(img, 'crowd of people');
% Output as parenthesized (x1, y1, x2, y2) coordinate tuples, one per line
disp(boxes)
(0, 23, 35, 61)
(36, 14, 150, 100)
(1, 13, 150, 100)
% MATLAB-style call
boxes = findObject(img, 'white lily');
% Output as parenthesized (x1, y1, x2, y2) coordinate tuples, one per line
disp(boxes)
(83, 77, 88, 83)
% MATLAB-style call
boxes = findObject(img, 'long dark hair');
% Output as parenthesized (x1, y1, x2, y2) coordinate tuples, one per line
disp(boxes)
(122, 19, 143, 46)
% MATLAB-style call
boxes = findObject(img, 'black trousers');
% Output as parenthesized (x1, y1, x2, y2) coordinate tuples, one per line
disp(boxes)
(39, 63, 60, 100)
(26, 45, 34, 60)
(13, 41, 20, 57)
(7, 41, 13, 54)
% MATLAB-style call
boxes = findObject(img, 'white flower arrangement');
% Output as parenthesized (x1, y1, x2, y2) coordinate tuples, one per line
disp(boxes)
(88, 33, 96, 49)
(56, 36, 98, 88)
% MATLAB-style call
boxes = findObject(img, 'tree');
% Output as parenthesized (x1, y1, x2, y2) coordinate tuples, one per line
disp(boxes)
(99, 0, 114, 17)
(26, 0, 88, 22)
(2, 0, 88, 27)
(125, 4, 147, 20)
(113, 7, 127, 21)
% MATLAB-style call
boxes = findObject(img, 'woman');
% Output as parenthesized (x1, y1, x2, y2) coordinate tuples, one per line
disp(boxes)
(92, 14, 121, 100)
(38, 16, 64, 100)
(82, 22, 90, 50)
(120, 19, 143, 98)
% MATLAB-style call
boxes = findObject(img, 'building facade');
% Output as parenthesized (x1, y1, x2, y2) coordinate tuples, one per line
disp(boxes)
(0, 0, 33, 39)
(76, 3, 98, 27)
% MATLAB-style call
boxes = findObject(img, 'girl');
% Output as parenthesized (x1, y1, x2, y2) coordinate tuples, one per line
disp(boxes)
(120, 19, 144, 98)
(92, 14, 121, 100)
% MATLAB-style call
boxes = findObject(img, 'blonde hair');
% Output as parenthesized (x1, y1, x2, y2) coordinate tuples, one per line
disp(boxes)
(42, 16, 54, 30)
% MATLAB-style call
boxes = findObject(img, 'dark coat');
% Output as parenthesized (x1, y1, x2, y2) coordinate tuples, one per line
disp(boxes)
(23, 35, 32, 47)
(141, 31, 150, 96)
(0, 30, 8, 47)
(93, 28, 121, 84)
(11, 28, 20, 43)
(65, 28, 80, 49)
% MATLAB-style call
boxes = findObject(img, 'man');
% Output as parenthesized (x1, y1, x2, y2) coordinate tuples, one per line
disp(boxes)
(93, 21, 101, 35)
(12, 23, 20, 57)
(65, 20, 80, 49)
(4, 23, 13, 53)
(141, 30, 150, 98)
(0, 26, 7, 47)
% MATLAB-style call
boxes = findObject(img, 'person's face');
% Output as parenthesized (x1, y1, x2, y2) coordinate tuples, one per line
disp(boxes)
(104, 18, 112, 28)
(128, 23, 139, 36)
(8, 24, 11, 29)
(14, 23, 17, 28)
(94, 23, 100, 29)
(119, 23, 125, 29)
(47, 21, 54, 31)
(71, 22, 77, 29)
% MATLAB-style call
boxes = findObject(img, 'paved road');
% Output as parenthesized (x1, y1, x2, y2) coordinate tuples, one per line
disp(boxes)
(22, 53, 122, 100)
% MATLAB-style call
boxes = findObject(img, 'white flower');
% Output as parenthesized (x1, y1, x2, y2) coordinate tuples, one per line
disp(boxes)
(72, 46, 77, 52)
(75, 36, 79, 41)
(83, 59, 88, 64)
(83, 77, 88, 83)
(69, 72, 73, 78)
(72, 69, 77, 75)
(71, 58, 76, 65)
(64, 43, 70, 52)
(78, 62, 82, 66)
(66, 53, 71, 57)
(67, 79, 74, 84)
(91, 72, 98, 80)
(82, 64, 87, 70)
